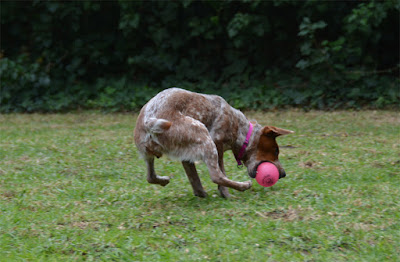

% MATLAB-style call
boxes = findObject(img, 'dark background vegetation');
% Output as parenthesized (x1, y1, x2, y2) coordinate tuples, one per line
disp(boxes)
(1, 0, 399, 112)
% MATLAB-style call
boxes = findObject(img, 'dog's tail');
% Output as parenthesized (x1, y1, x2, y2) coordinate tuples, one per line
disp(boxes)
(145, 118, 172, 134)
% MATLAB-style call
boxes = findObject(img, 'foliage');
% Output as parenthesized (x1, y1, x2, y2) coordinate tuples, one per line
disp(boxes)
(1, 1, 399, 112)
(0, 55, 51, 112)
(1, 111, 399, 260)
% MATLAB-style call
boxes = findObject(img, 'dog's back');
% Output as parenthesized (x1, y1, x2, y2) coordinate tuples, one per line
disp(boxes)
(134, 88, 235, 162)
(142, 88, 223, 127)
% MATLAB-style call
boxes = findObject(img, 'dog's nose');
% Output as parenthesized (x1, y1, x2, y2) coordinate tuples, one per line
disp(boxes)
(279, 170, 286, 179)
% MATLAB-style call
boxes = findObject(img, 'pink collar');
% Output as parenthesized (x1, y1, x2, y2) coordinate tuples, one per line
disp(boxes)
(235, 122, 253, 166)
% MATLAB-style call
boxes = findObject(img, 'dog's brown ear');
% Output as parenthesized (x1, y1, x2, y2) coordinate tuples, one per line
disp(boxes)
(262, 126, 294, 137)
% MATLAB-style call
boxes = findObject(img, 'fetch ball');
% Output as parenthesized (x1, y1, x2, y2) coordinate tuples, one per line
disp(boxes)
(255, 162, 279, 187)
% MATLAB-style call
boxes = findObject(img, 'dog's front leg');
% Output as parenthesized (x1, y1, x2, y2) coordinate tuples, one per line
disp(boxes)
(215, 143, 231, 198)
(204, 145, 252, 192)
(182, 161, 207, 198)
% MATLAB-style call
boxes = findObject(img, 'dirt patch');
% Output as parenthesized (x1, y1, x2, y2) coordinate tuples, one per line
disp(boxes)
(256, 206, 320, 221)
(299, 160, 321, 168)
(56, 221, 102, 230)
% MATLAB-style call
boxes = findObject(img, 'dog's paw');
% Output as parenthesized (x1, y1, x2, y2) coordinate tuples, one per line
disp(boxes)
(157, 176, 170, 186)
(240, 180, 252, 191)
(218, 185, 230, 198)
(194, 190, 208, 198)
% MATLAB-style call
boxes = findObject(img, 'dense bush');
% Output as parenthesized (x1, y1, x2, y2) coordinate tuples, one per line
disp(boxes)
(1, 1, 399, 112)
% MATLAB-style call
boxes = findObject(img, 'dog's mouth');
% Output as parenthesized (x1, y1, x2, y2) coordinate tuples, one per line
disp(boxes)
(249, 161, 265, 179)
(249, 168, 257, 179)
(250, 161, 286, 179)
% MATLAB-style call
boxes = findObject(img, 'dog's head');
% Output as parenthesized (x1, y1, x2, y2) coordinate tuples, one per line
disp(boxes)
(244, 125, 293, 179)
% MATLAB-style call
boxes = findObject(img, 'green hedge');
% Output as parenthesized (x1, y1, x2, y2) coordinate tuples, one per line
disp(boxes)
(1, 1, 399, 112)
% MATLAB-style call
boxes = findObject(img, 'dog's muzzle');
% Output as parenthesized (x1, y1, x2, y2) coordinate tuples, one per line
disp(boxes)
(279, 169, 286, 179)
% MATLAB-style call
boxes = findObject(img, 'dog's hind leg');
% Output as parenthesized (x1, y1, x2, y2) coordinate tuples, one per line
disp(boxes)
(182, 161, 207, 198)
(145, 156, 170, 186)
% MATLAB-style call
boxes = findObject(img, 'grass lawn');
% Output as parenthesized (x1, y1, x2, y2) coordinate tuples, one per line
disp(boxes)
(0, 110, 399, 261)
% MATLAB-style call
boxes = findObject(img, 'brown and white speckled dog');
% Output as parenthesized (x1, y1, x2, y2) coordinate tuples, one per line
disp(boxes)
(134, 88, 293, 198)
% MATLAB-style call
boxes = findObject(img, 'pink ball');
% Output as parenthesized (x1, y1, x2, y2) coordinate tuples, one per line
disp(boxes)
(255, 162, 279, 187)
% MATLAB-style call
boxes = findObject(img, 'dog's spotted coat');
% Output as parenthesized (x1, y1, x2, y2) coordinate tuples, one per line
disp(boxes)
(134, 88, 293, 198)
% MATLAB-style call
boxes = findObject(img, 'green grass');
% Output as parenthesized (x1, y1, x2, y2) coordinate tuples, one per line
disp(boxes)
(0, 110, 399, 261)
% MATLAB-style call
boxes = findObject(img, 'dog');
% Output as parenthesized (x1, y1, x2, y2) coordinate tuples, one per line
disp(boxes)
(134, 88, 293, 198)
